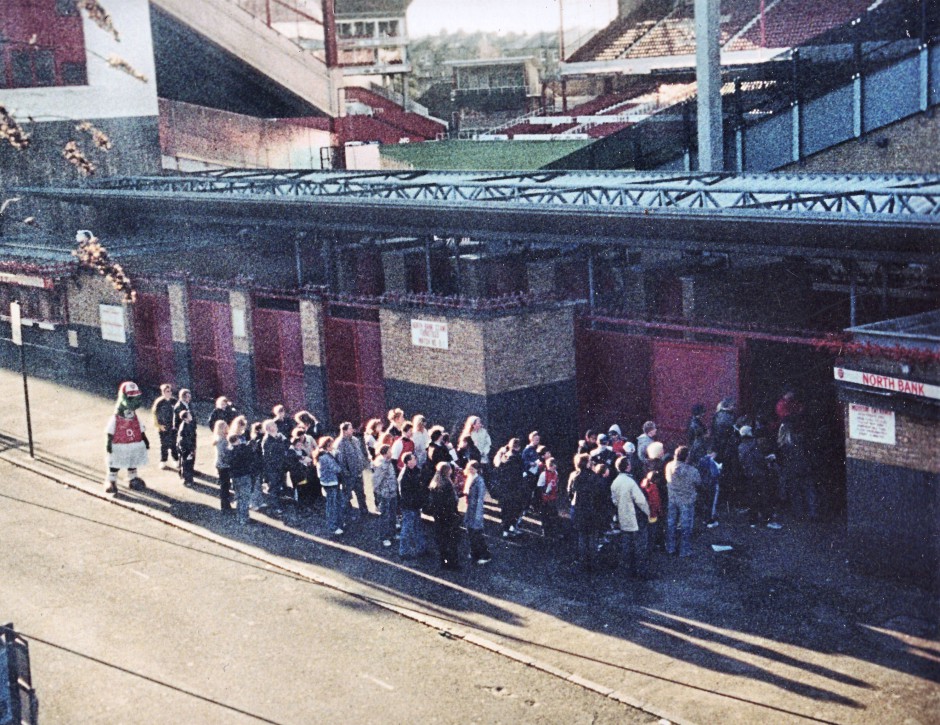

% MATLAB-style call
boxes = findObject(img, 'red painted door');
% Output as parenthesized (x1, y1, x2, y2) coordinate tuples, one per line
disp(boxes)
(133, 292, 175, 393)
(575, 321, 652, 437)
(324, 305, 385, 428)
(651, 340, 740, 451)
(188, 298, 237, 402)
(253, 304, 305, 415)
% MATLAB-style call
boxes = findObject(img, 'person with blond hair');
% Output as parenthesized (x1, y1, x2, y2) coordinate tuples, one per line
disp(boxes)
(460, 416, 492, 466)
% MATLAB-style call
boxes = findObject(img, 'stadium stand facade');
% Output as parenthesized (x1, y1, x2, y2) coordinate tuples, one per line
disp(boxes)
(1, 0, 937, 585)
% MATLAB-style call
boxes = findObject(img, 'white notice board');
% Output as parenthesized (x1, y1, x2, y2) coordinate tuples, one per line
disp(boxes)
(99, 304, 126, 343)
(411, 319, 448, 350)
(848, 404, 896, 445)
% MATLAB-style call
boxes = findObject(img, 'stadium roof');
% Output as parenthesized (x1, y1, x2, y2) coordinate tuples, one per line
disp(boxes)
(21, 170, 940, 262)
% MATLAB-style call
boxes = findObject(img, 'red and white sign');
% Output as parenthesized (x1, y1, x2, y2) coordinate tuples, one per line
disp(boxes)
(0, 272, 51, 289)
(411, 319, 448, 350)
(834, 367, 940, 400)
(848, 404, 896, 445)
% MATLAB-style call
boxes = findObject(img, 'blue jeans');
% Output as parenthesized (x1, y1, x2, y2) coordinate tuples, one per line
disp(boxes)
(620, 529, 648, 577)
(378, 495, 398, 541)
(232, 474, 252, 524)
(399, 509, 426, 557)
(324, 485, 343, 531)
(666, 499, 695, 557)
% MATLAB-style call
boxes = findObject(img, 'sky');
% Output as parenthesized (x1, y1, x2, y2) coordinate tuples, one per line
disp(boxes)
(406, 0, 617, 37)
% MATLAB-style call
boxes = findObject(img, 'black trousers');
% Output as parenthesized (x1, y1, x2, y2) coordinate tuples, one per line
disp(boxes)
(217, 467, 232, 510)
(159, 429, 178, 462)
(468, 528, 490, 560)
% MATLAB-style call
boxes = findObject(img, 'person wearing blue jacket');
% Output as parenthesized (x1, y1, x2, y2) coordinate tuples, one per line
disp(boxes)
(316, 436, 344, 535)
(463, 460, 492, 565)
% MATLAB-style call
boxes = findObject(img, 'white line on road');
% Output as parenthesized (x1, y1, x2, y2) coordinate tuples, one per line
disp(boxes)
(129, 568, 150, 580)
(360, 674, 394, 691)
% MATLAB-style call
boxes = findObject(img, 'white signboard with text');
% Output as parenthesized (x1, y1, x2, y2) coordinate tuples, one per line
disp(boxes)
(411, 319, 448, 350)
(99, 304, 126, 343)
(848, 404, 896, 445)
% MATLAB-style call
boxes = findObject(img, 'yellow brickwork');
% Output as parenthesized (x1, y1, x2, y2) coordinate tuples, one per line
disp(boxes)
(482, 307, 576, 395)
(66, 272, 127, 327)
(844, 405, 940, 474)
(380, 309, 487, 395)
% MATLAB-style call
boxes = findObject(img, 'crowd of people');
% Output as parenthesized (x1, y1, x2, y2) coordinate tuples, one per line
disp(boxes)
(144, 383, 818, 574)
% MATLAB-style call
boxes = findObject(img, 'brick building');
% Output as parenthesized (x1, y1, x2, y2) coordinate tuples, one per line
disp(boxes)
(834, 310, 940, 586)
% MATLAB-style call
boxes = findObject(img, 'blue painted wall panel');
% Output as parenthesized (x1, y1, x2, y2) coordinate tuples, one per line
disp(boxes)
(743, 112, 792, 171)
(803, 85, 854, 157)
(864, 56, 920, 131)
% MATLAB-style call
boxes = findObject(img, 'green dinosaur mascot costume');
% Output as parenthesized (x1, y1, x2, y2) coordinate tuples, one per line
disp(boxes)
(105, 381, 150, 493)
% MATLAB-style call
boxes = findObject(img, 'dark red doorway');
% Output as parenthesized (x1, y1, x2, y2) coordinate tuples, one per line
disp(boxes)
(650, 339, 740, 450)
(253, 300, 305, 415)
(133, 292, 175, 393)
(188, 298, 237, 402)
(324, 303, 385, 428)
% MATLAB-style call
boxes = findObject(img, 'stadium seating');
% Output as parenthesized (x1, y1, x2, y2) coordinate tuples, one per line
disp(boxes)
(727, 0, 874, 50)
(568, 0, 874, 63)
(344, 86, 446, 141)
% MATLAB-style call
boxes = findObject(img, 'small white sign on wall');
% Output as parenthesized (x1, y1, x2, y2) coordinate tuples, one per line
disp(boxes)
(232, 308, 247, 338)
(411, 319, 448, 350)
(99, 304, 126, 343)
(848, 404, 896, 446)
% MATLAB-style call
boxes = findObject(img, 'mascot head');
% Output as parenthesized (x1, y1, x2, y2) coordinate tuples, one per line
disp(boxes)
(116, 381, 143, 412)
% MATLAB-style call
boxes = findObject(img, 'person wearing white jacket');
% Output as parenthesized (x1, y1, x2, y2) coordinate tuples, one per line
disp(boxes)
(461, 416, 492, 465)
(610, 457, 651, 578)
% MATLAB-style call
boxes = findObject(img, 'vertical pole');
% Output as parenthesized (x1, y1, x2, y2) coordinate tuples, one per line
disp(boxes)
(853, 29, 863, 137)
(20, 344, 34, 458)
(322, 0, 338, 68)
(880, 266, 888, 317)
(266, 0, 272, 28)
(791, 49, 802, 162)
(849, 274, 858, 327)
(559, 0, 568, 112)
(424, 238, 433, 294)
(294, 237, 304, 288)
(695, 0, 724, 171)
(587, 251, 596, 313)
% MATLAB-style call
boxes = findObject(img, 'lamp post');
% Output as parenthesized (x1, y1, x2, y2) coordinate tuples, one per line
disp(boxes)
(9, 300, 34, 458)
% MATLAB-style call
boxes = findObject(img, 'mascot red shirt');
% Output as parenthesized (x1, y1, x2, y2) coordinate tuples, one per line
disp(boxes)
(105, 381, 150, 492)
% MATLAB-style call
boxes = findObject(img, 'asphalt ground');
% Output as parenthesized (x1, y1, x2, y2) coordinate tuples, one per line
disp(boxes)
(0, 369, 938, 724)
(0, 463, 654, 724)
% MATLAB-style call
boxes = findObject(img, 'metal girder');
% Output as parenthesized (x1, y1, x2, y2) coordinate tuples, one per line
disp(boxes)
(81, 170, 940, 223)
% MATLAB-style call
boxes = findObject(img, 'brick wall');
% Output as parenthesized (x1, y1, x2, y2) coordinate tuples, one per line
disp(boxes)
(482, 306, 576, 394)
(380, 304, 577, 398)
(380, 309, 487, 395)
(67, 272, 128, 327)
(844, 405, 940, 474)
(783, 110, 940, 175)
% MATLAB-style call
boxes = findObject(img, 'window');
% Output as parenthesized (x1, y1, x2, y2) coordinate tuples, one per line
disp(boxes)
(61, 61, 87, 85)
(0, 284, 67, 325)
(378, 20, 399, 38)
(56, 0, 79, 16)
(10, 48, 56, 88)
